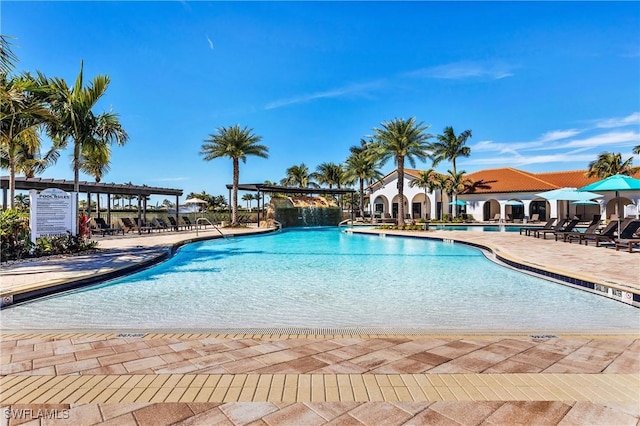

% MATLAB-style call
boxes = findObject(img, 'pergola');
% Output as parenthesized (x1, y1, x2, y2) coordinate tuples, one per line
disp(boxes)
(226, 183, 356, 226)
(1, 176, 183, 233)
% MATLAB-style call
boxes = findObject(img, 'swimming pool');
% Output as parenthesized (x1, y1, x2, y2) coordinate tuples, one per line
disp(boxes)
(2, 228, 638, 331)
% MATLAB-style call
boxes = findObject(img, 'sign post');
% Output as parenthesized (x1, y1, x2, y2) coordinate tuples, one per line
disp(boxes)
(29, 188, 77, 244)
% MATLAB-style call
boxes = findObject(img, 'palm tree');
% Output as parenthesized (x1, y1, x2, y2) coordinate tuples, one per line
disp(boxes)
(586, 152, 639, 178)
(409, 168, 442, 220)
(443, 169, 472, 219)
(13, 193, 29, 210)
(430, 126, 472, 178)
(344, 139, 383, 218)
(1, 73, 52, 208)
(242, 193, 253, 210)
(312, 162, 344, 189)
(372, 117, 432, 225)
(41, 62, 128, 203)
(200, 124, 268, 226)
(1, 126, 59, 178)
(280, 163, 318, 188)
(80, 142, 111, 215)
(1, 35, 18, 76)
(633, 146, 639, 155)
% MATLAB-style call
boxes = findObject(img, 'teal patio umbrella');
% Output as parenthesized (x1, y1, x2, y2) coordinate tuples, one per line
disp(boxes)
(579, 174, 640, 234)
(536, 187, 602, 219)
(448, 200, 467, 206)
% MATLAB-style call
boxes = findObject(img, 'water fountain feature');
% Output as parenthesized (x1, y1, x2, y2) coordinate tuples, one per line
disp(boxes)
(270, 196, 342, 227)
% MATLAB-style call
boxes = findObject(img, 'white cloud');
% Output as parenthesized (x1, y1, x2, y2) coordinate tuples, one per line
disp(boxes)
(538, 129, 582, 143)
(594, 112, 640, 129)
(403, 61, 515, 80)
(206, 36, 214, 50)
(264, 79, 386, 110)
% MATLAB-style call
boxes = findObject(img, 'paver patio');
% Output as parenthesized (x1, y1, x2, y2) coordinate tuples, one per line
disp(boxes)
(1, 225, 639, 424)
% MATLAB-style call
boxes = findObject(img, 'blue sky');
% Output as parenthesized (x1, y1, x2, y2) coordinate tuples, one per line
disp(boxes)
(4, 1, 639, 205)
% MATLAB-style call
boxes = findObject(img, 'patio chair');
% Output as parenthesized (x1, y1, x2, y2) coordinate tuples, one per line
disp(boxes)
(120, 217, 137, 233)
(167, 215, 188, 230)
(614, 235, 640, 253)
(520, 217, 555, 236)
(182, 216, 195, 229)
(529, 213, 540, 223)
(533, 218, 567, 239)
(592, 219, 640, 248)
(551, 219, 580, 241)
(382, 213, 395, 223)
(488, 213, 500, 223)
(91, 217, 124, 237)
(133, 217, 155, 233)
(557, 218, 601, 243)
(152, 217, 170, 231)
(579, 218, 633, 247)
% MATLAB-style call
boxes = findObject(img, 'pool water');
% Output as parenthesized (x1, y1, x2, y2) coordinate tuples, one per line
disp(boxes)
(2, 228, 638, 331)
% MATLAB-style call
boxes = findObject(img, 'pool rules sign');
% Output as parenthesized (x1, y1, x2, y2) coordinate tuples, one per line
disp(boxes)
(29, 188, 77, 243)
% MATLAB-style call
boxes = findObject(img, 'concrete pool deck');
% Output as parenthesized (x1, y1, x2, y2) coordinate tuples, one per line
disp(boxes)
(1, 225, 639, 424)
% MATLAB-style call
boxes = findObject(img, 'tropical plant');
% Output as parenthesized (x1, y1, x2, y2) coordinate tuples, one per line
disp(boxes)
(0, 126, 59, 178)
(79, 142, 111, 214)
(443, 169, 473, 219)
(372, 117, 432, 225)
(0, 208, 32, 261)
(280, 163, 318, 189)
(409, 168, 442, 220)
(40, 61, 128, 212)
(344, 139, 383, 218)
(200, 124, 268, 226)
(1, 72, 53, 208)
(311, 162, 345, 189)
(242, 193, 254, 210)
(632, 146, 639, 155)
(0, 35, 18, 76)
(586, 152, 639, 178)
(430, 126, 472, 177)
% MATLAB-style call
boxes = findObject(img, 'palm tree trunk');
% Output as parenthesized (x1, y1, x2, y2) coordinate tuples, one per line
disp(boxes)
(8, 153, 15, 209)
(359, 178, 365, 219)
(397, 156, 405, 226)
(232, 157, 239, 226)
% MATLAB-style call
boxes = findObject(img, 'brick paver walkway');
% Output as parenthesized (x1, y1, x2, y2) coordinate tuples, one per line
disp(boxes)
(1, 225, 639, 424)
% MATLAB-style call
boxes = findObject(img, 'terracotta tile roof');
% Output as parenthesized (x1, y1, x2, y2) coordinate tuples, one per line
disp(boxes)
(463, 168, 558, 194)
(370, 167, 640, 194)
(463, 168, 640, 194)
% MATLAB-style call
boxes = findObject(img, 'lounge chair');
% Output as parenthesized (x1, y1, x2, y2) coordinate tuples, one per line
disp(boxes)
(134, 217, 156, 233)
(182, 216, 195, 229)
(520, 217, 555, 236)
(120, 217, 137, 233)
(592, 219, 640, 248)
(381, 213, 395, 223)
(488, 213, 501, 223)
(551, 219, 580, 241)
(152, 217, 170, 231)
(557, 218, 601, 243)
(528, 213, 540, 223)
(579, 218, 633, 247)
(167, 216, 188, 230)
(614, 237, 640, 252)
(533, 218, 567, 239)
(91, 217, 124, 236)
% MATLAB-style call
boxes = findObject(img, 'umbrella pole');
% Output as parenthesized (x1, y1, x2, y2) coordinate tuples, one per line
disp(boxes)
(617, 190, 621, 235)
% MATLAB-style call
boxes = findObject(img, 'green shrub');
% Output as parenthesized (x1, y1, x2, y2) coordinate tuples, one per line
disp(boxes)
(1, 209, 32, 262)
(1, 209, 98, 262)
